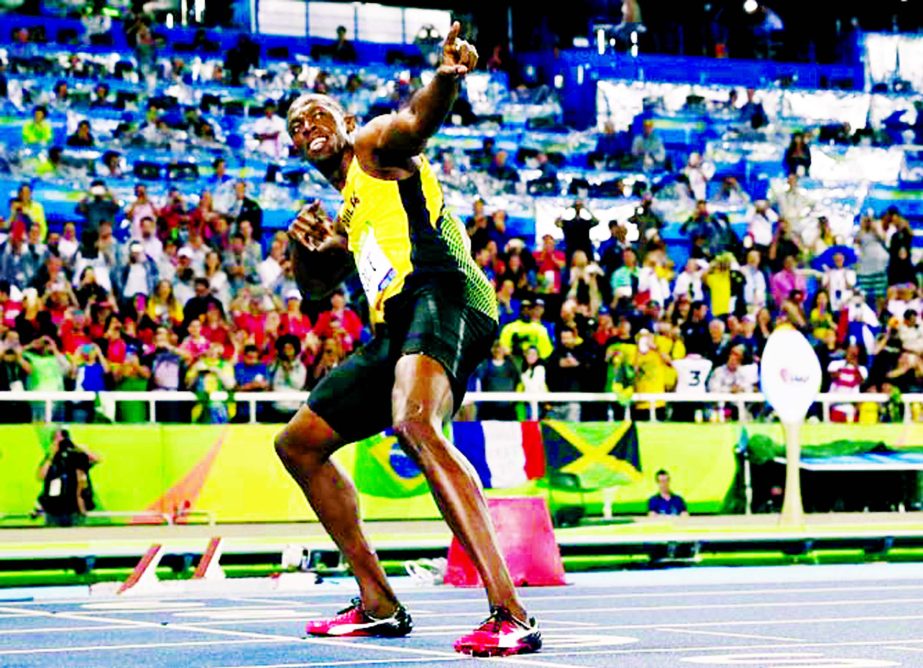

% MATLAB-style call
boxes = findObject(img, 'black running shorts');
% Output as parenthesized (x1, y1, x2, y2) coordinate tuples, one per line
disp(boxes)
(307, 278, 498, 443)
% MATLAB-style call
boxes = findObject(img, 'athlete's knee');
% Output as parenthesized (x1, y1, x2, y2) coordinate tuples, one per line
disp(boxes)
(274, 412, 339, 472)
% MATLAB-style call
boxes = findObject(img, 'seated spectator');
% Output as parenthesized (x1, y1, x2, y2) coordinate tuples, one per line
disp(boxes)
(100, 151, 124, 178)
(271, 335, 307, 417)
(828, 343, 868, 422)
(10, 183, 47, 242)
(183, 278, 223, 329)
(783, 132, 812, 177)
(66, 120, 95, 148)
(89, 83, 111, 108)
(498, 250, 535, 300)
(280, 291, 313, 341)
(180, 319, 211, 363)
(313, 289, 363, 354)
(146, 280, 184, 331)
(487, 150, 519, 185)
(202, 303, 233, 356)
(648, 469, 689, 516)
(707, 346, 756, 394)
(475, 341, 521, 420)
(631, 119, 666, 171)
(22, 106, 53, 147)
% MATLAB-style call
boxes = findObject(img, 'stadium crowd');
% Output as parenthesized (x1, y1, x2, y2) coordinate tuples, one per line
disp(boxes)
(0, 9, 921, 425)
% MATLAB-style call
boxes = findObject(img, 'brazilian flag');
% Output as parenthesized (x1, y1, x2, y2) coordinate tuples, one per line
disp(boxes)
(353, 430, 429, 499)
(541, 421, 643, 489)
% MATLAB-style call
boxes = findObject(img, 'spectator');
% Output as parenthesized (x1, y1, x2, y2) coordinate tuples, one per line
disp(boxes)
(37, 429, 99, 527)
(229, 182, 263, 237)
(58, 222, 80, 266)
(629, 192, 664, 247)
(680, 301, 711, 357)
(739, 88, 768, 129)
(770, 255, 808, 310)
(183, 277, 223, 329)
(495, 279, 520, 328)
(313, 289, 363, 354)
(332, 25, 358, 63)
(487, 150, 519, 186)
(610, 248, 640, 302)
(145, 280, 183, 331)
(498, 250, 535, 300)
(15, 289, 55, 346)
(475, 341, 521, 420)
(673, 352, 713, 397)
(898, 310, 923, 355)
(253, 100, 290, 159)
(854, 214, 890, 308)
(159, 188, 190, 241)
(201, 302, 233, 355)
(280, 290, 312, 340)
(76, 181, 120, 250)
(682, 152, 715, 202)
(886, 210, 914, 287)
(66, 120, 95, 148)
(703, 254, 734, 319)
(70, 342, 109, 420)
(211, 158, 233, 186)
(556, 199, 598, 265)
(767, 218, 803, 273)
(783, 132, 812, 177)
(271, 334, 307, 417)
(203, 251, 231, 310)
(681, 201, 718, 249)
(9, 184, 47, 242)
(828, 343, 868, 422)
(100, 151, 124, 178)
(22, 106, 53, 147)
(73, 266, 107, 311)
(633, 328, 674, 420)
(185, 342, 236, 424)
(258, 238, 286, 288)
(566, 251, 603, 314)
(89, 82, 111, 108)
(747, 200, 777, 254)
(673, 259, 706, 303)
(125, 184, 157, 240)
(224, 233, 260, 292)
(118, 241, 159, 303)
(546, 328, 593, 421)
(180, 318, 211, 363)
(533, 234, 566, 295)
(225, 35, 259, 86)
(809, 291, 836, 342)
(716, 176, 750, 205)
(0, 330, 30, 422)
(631, 119, 666, 171)
(821, 251, 857, 313)
(23, 334, 70, 421)
(466, 199, 492, 253)
(771, 175, 814, 237)
(112, 350, 151, 423)
(740, 250, 768, 312)
(233, 343, 270, 422)
(137, 217, 163, 264)
(597, 220, 627, 286)
(648, 469, 689, 516)
(707, 345, 755, 394)
(144, 327, 186, 421)
(499, 300, 554, 362)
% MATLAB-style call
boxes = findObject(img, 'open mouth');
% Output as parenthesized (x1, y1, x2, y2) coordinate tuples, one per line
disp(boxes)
(309, 136, 328, 152)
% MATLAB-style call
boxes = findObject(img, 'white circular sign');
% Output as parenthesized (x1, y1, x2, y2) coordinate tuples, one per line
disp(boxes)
(759, 328, 822, 423)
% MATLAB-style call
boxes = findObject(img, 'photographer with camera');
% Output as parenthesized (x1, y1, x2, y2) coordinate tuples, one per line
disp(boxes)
(0, 330, 32, 423)
(36, 429, 100, 527)
(22, 334, 71, 422)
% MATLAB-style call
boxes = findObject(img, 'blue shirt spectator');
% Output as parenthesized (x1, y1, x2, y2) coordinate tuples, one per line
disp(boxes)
(647, 469, 689, 516)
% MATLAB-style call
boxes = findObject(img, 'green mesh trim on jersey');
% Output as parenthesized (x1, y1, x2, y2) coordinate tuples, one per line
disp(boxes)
(439, 210, 499, 322)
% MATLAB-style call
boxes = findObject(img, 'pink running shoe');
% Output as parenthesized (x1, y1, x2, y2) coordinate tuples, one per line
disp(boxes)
(453, 606, 541, 657)
(305, 597, 413, 637)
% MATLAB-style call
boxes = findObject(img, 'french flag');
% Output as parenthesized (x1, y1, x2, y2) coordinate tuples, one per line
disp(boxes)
(452, 422, 546, 489)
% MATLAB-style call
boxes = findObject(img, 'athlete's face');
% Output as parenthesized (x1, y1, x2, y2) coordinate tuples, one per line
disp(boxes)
(288, 95, 356, 163)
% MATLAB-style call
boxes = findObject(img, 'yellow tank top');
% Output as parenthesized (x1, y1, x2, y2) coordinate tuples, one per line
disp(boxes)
(337, 156, 498, 325)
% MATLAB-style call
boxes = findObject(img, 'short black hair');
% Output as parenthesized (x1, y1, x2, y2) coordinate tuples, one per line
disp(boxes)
(656, 469, 669, 478)
(243, 344, 260, 356)
(194, 277, 210, 289)
(0, 280, 10, 295)
(33, 104, 47, 115)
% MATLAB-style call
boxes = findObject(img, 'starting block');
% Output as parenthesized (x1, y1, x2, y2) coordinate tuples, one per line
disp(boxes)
(444, 497, 566, 588)
(92, 537, 319, 597)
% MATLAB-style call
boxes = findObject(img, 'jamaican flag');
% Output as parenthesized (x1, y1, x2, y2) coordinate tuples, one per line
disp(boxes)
(541, 421, 643, 489)
(352, 430, 429, 499)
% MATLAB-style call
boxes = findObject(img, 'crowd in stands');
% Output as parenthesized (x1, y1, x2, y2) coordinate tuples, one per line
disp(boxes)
(0, 9, 921, 425)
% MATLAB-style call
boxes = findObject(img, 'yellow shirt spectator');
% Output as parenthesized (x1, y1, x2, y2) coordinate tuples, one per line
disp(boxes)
(704, 269, 732, 317)
(22, 107, 53, 146)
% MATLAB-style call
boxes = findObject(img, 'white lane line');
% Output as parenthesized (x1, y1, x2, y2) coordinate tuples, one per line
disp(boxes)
(0, 639, 285, 655)
(0, 606, 583, 668)
(535, 637, 923, 659)
(408, 596, 923, 618)
(656, 627, 805, 642)
(409, 613, 923, 636)
(887, 646, 923, 653)
(389, 584, 923, 607)
(0, 624, 138, 635)
(215, 659, 468, 668)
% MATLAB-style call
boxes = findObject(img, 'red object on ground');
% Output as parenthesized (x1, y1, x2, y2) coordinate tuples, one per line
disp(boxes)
(444, 497, 565, 587)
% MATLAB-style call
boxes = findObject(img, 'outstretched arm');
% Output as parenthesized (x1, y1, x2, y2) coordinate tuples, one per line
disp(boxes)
(358, 22, 477, 161)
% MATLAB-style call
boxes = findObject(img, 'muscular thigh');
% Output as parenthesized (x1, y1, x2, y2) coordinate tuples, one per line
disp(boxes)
(306, 335, 395, 443)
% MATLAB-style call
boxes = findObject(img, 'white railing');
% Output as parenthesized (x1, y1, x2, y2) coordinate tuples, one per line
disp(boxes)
(0, 390, 917, 424)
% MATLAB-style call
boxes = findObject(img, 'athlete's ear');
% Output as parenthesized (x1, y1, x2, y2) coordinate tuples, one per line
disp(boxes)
(345, 114, 357, 133)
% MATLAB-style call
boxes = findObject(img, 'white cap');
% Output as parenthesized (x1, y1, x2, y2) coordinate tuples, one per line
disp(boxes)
(285, 289, 302, 301)
(178, 247, 194, 259)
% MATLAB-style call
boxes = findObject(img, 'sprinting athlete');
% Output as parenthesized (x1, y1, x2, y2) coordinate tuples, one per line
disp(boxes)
(275, 22, 540, 657)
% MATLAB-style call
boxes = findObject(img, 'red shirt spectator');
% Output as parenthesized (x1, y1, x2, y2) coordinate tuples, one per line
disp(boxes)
(180, 319, 211, 363)
(313, 291, 362, 353)
(201, 303, 233, 357)
(280, 290, 313, 340)
(533, 234, 566, 294)
(99, 316, 128, 364)
(60, 312, 93, 355)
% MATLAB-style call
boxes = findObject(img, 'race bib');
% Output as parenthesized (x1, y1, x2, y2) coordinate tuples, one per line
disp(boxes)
(357, 230, 396, 307)
(48, 478, 62, 497)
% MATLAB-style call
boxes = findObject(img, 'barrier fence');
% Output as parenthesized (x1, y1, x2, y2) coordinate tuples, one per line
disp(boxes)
(0, 390, 917, 424)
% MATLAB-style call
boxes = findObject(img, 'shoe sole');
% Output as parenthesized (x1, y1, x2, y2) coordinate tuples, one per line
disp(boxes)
(454, 638, 542, 657)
